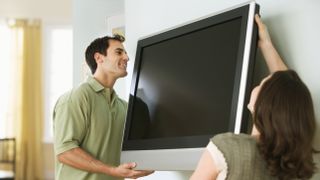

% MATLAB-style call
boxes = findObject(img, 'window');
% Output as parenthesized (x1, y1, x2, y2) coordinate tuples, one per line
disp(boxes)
(43, 25, 73, 142)
(0, 23, 15, 138)
(0, 22, 73, 142)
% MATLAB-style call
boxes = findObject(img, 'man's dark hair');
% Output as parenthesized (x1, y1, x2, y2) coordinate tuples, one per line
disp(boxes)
(85, 34, 125, 74)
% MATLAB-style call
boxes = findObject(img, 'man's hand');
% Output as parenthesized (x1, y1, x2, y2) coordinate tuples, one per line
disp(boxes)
(110, 162, 154, 179)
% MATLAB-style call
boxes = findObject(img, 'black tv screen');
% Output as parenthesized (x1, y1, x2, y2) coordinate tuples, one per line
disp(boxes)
(123, 3, 259, 151)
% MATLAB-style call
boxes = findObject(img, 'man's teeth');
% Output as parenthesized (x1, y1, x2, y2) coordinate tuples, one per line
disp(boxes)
(121, 64, 127, 68)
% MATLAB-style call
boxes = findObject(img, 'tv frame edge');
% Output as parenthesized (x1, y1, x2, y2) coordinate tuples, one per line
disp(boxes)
(121, 1, 260, 171)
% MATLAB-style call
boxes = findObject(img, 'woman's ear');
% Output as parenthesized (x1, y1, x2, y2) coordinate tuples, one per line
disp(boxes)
(247, 104, 254, 114)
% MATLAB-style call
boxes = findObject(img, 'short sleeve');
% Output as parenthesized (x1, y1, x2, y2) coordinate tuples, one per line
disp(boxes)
(53, 93, 88, 155)
(207, 141, 228, 180)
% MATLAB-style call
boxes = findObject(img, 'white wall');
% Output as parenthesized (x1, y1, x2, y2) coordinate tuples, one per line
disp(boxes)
(72, 0, 126, 94)
(125, 0, 320, 179)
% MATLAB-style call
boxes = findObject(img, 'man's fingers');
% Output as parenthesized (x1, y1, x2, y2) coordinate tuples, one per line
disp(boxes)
(122, 162, 136, 169)
(131, 170, 155, 178)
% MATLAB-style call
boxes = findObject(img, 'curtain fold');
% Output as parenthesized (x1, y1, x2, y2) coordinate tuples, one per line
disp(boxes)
(9, 19, 44, 180)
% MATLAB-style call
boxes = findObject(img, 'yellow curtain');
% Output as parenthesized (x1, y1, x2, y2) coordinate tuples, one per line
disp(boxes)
(9, 19, 44, 180)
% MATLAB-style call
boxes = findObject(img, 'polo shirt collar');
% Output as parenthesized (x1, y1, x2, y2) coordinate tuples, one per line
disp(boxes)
(87, 76, 118, 104)
(87, 76, 104, 92)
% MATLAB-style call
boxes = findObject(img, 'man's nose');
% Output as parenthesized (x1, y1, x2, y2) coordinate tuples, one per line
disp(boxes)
(123, 53, 129, 61)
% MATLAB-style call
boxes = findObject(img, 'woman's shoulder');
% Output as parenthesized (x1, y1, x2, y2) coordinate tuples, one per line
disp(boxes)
(211, 132, 253, 142)
(210, 132, 257, 153)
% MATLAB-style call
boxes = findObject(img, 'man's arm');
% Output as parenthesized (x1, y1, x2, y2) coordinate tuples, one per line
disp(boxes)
(255, 14, 288, 73)
(58, 147, 153, 179)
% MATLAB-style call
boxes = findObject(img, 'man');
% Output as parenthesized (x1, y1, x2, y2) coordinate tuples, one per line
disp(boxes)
(53, 35, 153, 180)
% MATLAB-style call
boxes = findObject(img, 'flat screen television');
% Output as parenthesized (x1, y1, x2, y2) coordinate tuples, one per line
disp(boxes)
(121, 1, 259, 170)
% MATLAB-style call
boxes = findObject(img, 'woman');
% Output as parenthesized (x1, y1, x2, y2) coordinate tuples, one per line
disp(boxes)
(190, 15, 317, 180)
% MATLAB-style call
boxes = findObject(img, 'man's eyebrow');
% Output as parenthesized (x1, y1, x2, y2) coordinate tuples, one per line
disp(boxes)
(115, 48, 127, 53)
(115, 48, 124, 51)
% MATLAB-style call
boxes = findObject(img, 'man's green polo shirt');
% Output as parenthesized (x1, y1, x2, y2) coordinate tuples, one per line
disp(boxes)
(53, 76, 127, 180)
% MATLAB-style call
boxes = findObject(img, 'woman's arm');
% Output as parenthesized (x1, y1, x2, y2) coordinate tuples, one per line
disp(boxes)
(255, 14, 288, 73)
(190, 149, 219, 180)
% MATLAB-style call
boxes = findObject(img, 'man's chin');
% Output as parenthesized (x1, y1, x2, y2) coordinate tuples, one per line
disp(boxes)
(119, 72, 128, 77)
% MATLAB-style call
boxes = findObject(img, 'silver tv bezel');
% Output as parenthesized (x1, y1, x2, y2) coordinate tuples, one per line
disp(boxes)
(121, 1, 259, 171)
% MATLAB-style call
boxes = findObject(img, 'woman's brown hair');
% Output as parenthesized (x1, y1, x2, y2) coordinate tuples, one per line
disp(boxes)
(254, 70, 316, 180)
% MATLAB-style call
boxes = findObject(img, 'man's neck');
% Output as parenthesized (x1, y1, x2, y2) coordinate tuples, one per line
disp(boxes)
(93, 72, 116, 89)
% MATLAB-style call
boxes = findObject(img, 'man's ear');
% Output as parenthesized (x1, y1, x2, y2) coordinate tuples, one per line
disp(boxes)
(94, 52, 104, 64)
